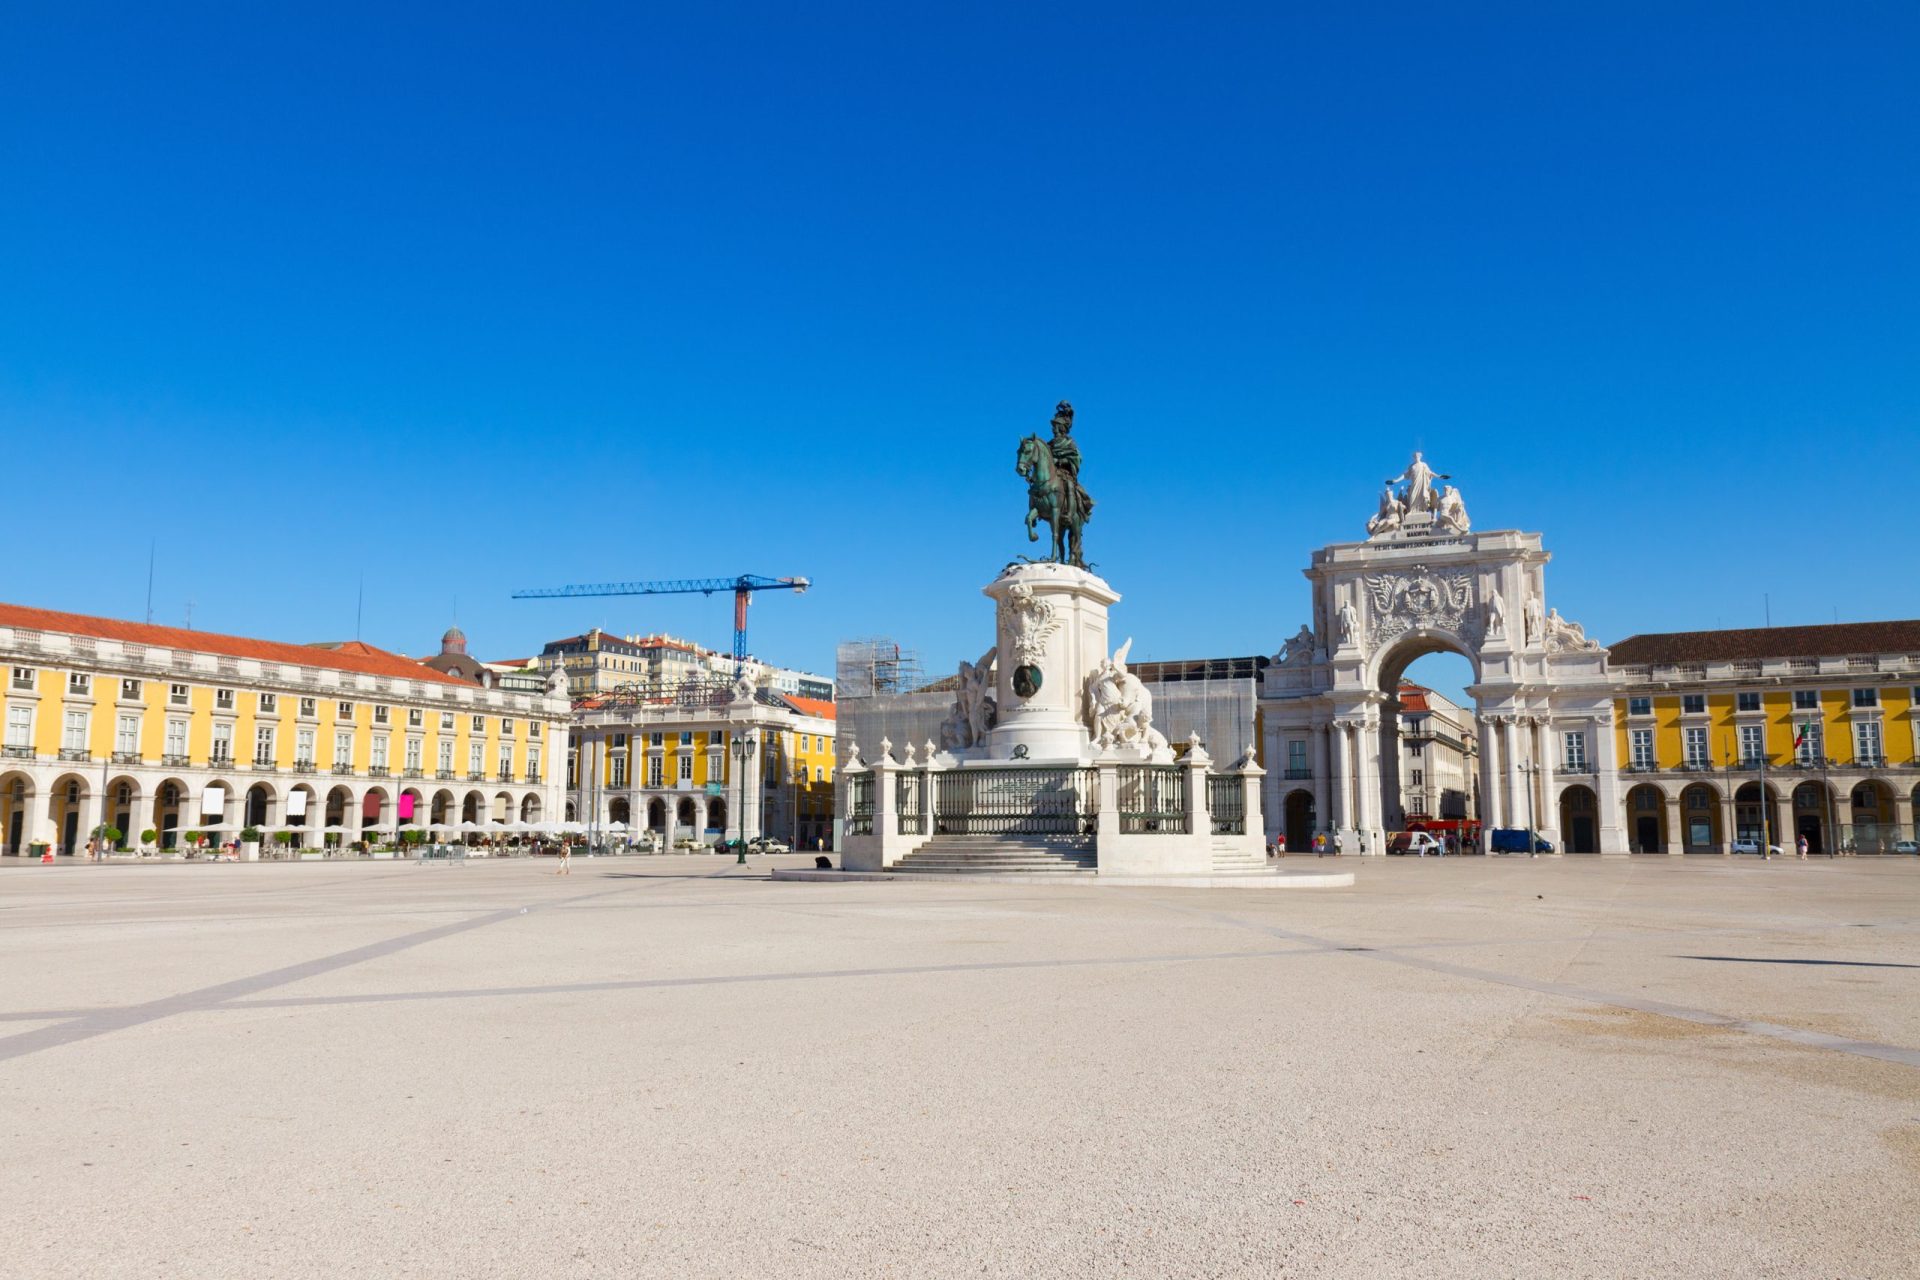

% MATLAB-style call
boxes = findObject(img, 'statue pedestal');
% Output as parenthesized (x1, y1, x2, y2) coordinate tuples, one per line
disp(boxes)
(981, 562, 1117, 764)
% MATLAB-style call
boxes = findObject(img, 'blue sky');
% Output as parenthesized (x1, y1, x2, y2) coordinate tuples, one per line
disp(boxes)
(3, 4, 1915, 703)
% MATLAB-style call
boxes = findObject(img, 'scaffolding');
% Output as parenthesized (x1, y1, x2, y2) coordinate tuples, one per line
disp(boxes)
(835, 637, 927, 701)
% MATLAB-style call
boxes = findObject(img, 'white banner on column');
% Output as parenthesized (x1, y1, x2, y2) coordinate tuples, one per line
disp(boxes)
(201, 784, 227, 816)
(286, 791, 308, 818)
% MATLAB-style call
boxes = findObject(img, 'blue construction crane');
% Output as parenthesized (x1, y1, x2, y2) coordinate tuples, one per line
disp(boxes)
(511, 574, 810, 676)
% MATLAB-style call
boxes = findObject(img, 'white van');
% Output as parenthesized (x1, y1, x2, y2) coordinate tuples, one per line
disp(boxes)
(1386, 831, 1444, 856)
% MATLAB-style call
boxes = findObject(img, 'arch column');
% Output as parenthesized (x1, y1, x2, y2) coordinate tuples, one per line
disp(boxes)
(1310, 718, 1330, 840)
(1498, 717, 1520, 833)
(1330, 719, 1353, 834)
(1720, 791, 1737, 855)
(1662, 792, 1682, 855)
(1893, 791, 1914, 844)
(1533, 717, 1557, 840)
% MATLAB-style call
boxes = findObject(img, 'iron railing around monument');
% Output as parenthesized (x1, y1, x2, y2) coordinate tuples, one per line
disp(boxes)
(896, 770, 928, 835)
(1207, 774, 1245, 835)
(932, 767, 1097, 837)
(1117, 765, 1187, 834)
(846, 772, 875, 836)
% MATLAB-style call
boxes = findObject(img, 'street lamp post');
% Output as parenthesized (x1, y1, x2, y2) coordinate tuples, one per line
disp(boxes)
(1517, 757, 1539, 857)
(731, 731, 756, 864)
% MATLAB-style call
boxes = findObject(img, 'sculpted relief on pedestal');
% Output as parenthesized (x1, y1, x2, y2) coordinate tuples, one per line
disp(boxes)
(1083, 638, 1169, 754)
(1366, 451, 1471, 539)
(938, 648, 999, 751)
(1363, 567, 1477, 648)
(999, 581, 1060, 698)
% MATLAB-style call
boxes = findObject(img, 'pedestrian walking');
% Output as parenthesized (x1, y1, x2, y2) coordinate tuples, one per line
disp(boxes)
(556, 841, 571, 876)
(1332, 832, 1344, 856)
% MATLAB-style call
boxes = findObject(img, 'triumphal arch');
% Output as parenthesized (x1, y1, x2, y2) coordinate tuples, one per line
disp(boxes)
(1260, 453, 1623, 853)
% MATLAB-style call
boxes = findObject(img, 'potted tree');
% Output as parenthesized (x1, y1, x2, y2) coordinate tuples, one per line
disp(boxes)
(272, 830, 295, 860)
(140, 827, 159, 857)
(183, 830, 203, 859)
(239, 826, 263, 862)
(92, 825, 124, 859)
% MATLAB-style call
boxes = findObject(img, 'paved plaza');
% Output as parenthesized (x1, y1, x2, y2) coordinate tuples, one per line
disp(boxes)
(3, 856, 1918, 1278)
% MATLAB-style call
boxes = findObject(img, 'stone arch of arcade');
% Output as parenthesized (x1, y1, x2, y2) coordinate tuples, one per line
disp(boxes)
(1259, 458, 1624, 854)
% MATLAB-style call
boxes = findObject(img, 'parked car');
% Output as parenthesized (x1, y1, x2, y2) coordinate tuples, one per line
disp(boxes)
(1386, 831, 1444, 856)
(1893, 839, 1919, 855)
(672, 836, 703, 851)
(1731, 838, 1785, 856)
(1488, 828, 1554, 854)
(747, 836, 790, 854)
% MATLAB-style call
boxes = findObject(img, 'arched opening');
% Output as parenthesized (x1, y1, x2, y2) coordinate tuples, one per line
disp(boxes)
(398, 787, 424, 830)
(647, 797, 667, 832)
(521, 793, 542, 824)
(104, 776, 140, 848)
(285, 785, 316, 847)
(1625, 783, 1666, 854)
(1680, 783, 1722, 852)
(461, 791, 484, 824)
(564, 800, 577, 822)
(676, 797, 698, 829)
(1282, 789, 1315, 854)
(152, 779, 188, 850)
(1558, 784, 1598, 853)
(244, 783, 274, 830)
(361, 788, 389, 834)
(1, 773, 33, 855)
(608, 796, 629, 826)
(1734, 781, 1781, 849)
(1382, 644, 1482, 843)
(707, 798, 727, 835)
(49, 774, 90, 855)
(492, 792, 512, 824)
(1848, 781, 1893, 854)
(430, 790, 454, 826)
(324, 786, 352, 838)
(1792, 782, 1833, 854)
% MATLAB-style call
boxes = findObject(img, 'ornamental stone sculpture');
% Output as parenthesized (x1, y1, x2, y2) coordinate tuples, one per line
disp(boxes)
(937, 647, 999, 750)
(1367, 452, 1470, 537)
(1084, 637, 1169, 755)
(1015, 400, 1095, 567)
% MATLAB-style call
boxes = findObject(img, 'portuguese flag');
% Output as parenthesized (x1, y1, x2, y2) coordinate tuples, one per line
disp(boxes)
(1792, 721, 1813, 749)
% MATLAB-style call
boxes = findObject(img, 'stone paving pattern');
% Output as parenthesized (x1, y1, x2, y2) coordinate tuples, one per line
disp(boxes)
(2, 855, 1917, 1278)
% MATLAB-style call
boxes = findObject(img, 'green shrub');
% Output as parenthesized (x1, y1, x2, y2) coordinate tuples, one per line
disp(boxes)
(240, 826, 262, 844)
(141, 828, 158, 845)
(273, 830, 295, 846)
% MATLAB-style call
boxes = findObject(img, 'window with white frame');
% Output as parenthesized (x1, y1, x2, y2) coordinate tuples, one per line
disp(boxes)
(1795, 718, 1824, 764)
(258, 692, 277, 714)
(1629, 728, 1654, 769)
(501, 719, 515, 738)
(647, 756, 663, 787)
(679, 731, 693, 747)
(678, 753, 693, 781)
(371, 736, 389, 769)
(214, 687, 234, 710)
(169, 683, 189, 706)
(440, 712, 454, 731)
(296, 727, 315, 764)
(649, 732, 662, 747)
(116, 715, 140, 755)
(468, 742, 483, 775)
(299, 697, 316, 717)
(1627, 696, 1651, 716)
(1793, 690, 1819, 710)
(1684, 726, 1709, 768)
(68, 672, 91, 697)
(374, 705, 390, 725)
(497, 745, 512, 777)
(63, 709, 88, 751)
(333, 731, 353, 767)
(407, 708, 422, 728)
(471, 715, 486, 734)
(815, 767, 824, 783)
(528, 745, 540, 777)
(337, 701, 354, 720)
(121, 678, 142, 700)
(1852, 688, 1878, 708)
(6, 705, 33, 747)
(437, 740, 453, 772)
(610, 755, 627, 788)
(1681, 694, 1705, 714)
(1736, 691, 1761, 712)
(1855, 720, 1883, 765)
(211, 722, 233, 762)
(1738, 724, 1763, 764)
(9, 667, 32, 691)
(255, 726, 275, 764)
(1561, 731, 1587, 770)
(405, 738, 422, 771)
(165, 719, 188, 758)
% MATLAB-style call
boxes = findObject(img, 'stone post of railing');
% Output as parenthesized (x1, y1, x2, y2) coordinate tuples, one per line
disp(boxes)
(1095, 759, 1121, 855)
(1237, 744, 1266, 852)
(869, 738, 900, 867)
(1183, 735, 1211, 837)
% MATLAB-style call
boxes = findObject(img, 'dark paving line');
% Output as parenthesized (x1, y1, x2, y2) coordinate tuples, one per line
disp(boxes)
(1152, 900, 1920, 1070)
(0, 869, 742, 1065)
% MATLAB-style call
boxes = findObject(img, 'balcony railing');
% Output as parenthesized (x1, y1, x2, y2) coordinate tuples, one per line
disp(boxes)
(933, 766, 1099, 836)
(112, 751, 141, 765)
(293, 758, 315, 771)
(59, 747, 91, 762)
(254, 752, 276, 767)
(467, 771, 486, 781)
(368, 765, 390, 777)
(526, 770, 540, 784)
(3, 744, 34, 760)
(1207, 773, 1245, 835)
(436, 769, 455, 780)
(496, 769, 514, 782)
(162, 753, 190, 767)
(332, 763, 355, 776)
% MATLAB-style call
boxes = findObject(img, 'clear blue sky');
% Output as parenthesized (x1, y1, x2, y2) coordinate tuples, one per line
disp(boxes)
(3, 4, 1915, 699)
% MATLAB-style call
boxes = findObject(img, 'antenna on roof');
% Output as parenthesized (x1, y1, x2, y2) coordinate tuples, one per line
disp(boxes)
(185, 599, 194, 631)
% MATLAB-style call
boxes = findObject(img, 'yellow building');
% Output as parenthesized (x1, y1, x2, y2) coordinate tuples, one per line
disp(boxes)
(569, 686, 836, 849)
(1609, 622, 1919, 854)
(0, 603, 569, 856)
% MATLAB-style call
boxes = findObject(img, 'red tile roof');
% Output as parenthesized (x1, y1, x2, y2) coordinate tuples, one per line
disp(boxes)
(1608, 621, 1920, 666)
(0, 602, 471, 686)
(782, 695, 837, 721)
(1396, 682, 1432, 712)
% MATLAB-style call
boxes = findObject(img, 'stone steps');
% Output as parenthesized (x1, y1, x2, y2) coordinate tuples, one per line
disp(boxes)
(892, 836, 1097, 875)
